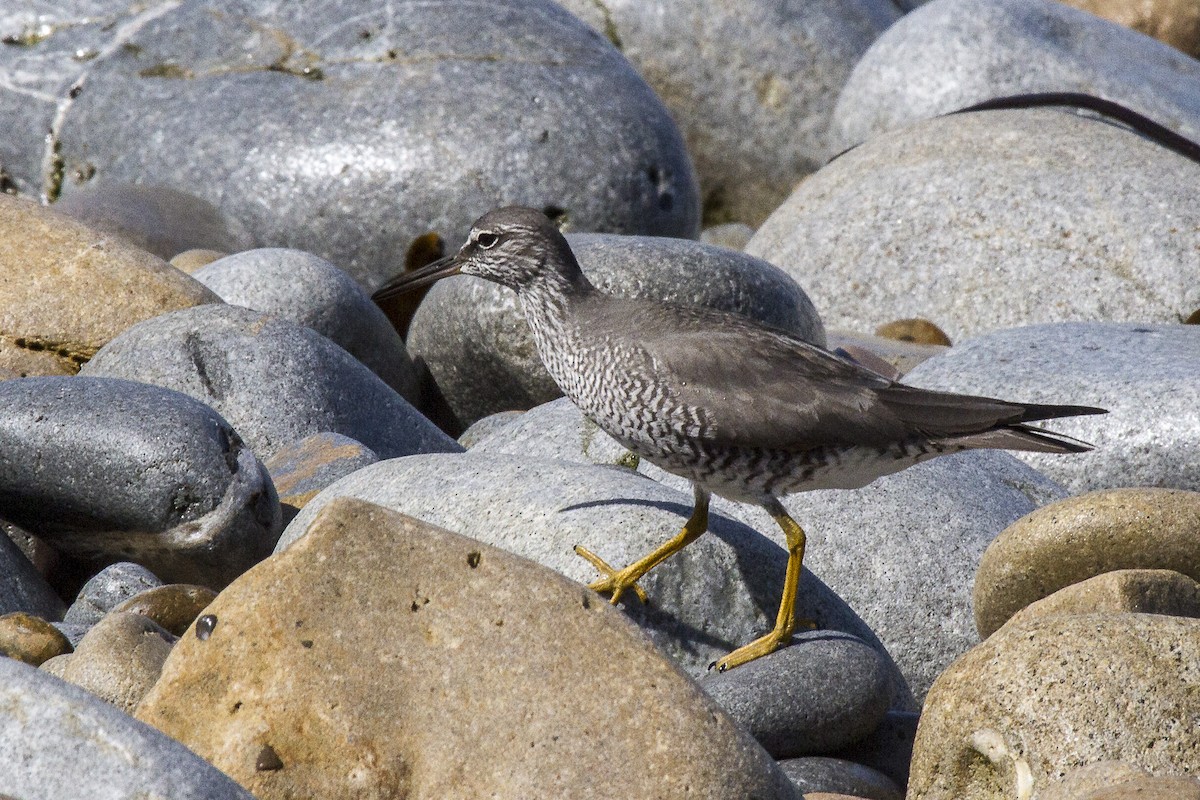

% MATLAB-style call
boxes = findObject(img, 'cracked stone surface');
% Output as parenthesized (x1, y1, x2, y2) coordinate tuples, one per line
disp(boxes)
(0, 0, 699, 289)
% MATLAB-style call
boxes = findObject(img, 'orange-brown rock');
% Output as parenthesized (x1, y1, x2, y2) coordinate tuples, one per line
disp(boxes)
(1062, 0, 1200, 58)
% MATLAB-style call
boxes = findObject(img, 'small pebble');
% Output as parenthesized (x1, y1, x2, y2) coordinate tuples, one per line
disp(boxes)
(0, 612, 72, 666)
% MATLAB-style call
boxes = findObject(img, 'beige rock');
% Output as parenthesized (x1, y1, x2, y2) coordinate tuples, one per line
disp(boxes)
(171, 249, 228, 273)
(824, 329, 947, 377)
(111, 584, 217, 637)
(874, 318, 952, 347)
(136, 498, 796, 799)
(61, 611, 177, 714)
(974, 488, 1200, 637)
(0, 612, 72, 666)
(39, 653, 71, 678)
(1062, 0, 1200, 58)
(909, 613, 1200, 800)
(0, 194, 220, 375)
(1002, 568, 1200, 632)
(1042, 761, 1200, 800)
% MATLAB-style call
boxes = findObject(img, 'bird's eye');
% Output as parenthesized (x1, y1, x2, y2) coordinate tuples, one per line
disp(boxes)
(476, 232, 499, 249)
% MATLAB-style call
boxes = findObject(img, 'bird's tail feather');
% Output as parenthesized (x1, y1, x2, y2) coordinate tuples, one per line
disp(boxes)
(947, 424, 1096, 454)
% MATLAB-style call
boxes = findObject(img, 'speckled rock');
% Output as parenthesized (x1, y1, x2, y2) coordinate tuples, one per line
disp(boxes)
(908, 613, 1200, 800)
(776, 757, 902, 800)
(0, 612, 72, 666)
(556, 0, 899, 225)
(747, 111, 1200, 341)
(277, 450, 890, 682)
(461, 395, 1069, 704)
(80, 304, 462, 460)
(700, 631, 892, 757)
(111, 584, 218, 637)
(700, 222, 755, 251)
(457, 410, 525, 449)
(0, 194, 219, 376)
(58, 611, 177, 713)
(0, 526, 65, 622)
(1061, 0, 1200, 58)
(0, 657, 256, 800)
(903, 323, 1200, 493)
(1043, 762, 1200, 800)
(409, 231, 825, 426)
(4, 0, 698, 290)
(137, 498, 798, 799)
(829, 0, 1200, 152)
(973, 489, 1200, 637)
(171, 249, 227, 273)
(192, 249, 419, 400)
(827, 710, 919, 789)
(62, 562, 162, 629)
(1002, 568, 1200, 635)
(52, 181, 253, 259)
(0, 377, 281, 588)
(262, 433, 379, 511)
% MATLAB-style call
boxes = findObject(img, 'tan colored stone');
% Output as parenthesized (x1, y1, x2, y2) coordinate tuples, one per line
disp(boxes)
(1084, 775, 1200, 799)
(171, 249, 227, 273)
(61, 611, 177, 714)
(39, 653, 71, 678)
(974, 488, 1200, 637)
(874, 318, 952, 347)
(1062, 0, 1200, 58)
(112, 584, 217, 637)
(0, 194, 220, 375)
(0, 612, 72, 666)
(909, 613, 1200, 800)
(136, 498, 795, 799)
(1042, 761, 1200, 800)
(1002, 568, 1200, 632)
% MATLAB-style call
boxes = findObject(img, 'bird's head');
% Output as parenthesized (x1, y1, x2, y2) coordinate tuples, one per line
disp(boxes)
(373, 206, 586, 300)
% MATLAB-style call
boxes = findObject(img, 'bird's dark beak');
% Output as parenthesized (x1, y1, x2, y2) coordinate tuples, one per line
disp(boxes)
(372, 254, 463, 302)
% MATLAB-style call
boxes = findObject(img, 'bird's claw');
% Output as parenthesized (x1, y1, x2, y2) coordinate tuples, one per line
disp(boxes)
(573, 544, 649, 604)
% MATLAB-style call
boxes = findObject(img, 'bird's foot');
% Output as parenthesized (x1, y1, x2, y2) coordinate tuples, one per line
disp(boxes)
(573, 544, 649, 605)
(709, 617, 816, 673)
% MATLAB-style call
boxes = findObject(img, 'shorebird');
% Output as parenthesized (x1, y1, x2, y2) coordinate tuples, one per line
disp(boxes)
(374, 207, 1104, 671)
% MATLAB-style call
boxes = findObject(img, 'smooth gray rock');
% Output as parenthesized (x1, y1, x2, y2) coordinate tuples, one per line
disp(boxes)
(827, 709, 919, 789)
(556, 0, 899, 225)
(829, 0, 1200, 152)
(52, 181, 253, 259)
(3, 0, 697, 288)
(776, 756, 903, 800)
(458, 410, 525, 449)
(0, 657, 256, 800)
(80, 304, 462, 461)
(700, 631, 892, 758)
(409, 232, 825, 426)
(468, 398, 634, 467)
(0, 376, 281, 588)
(747, 109, 1200, 341)
(277, 450, 899, 683)
(0, 528, 65, 622)
(904, 323, 1200, 494)
(192, 248, 419, 401)
(62, 562, 161, 628)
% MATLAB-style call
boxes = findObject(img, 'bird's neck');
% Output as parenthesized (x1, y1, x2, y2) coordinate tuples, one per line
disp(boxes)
(517, 260, 596, 396)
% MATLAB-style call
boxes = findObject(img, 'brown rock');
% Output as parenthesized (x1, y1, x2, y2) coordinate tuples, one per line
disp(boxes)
(171, 249, 228, 273)
(1042, 761, 1200, 800)
(1061, 0, 1200, 58)
(136, 498, 796, 799)
(1002, 568, 1200, 632)
(112, 584, 217, 637)
(0, 612, 72, 666)
(973, 488, 1200, 637)
(61, 611, 177, 713)
(1084, 775, 1200, 799)
(0, 193, 220, 375)
(874, 318, 952, 346)
(909, 613, 1200, 800)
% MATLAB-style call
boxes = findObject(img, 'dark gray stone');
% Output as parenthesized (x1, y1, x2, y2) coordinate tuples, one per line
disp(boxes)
(52, 181, 253, 259)
(408, 232, 825, 426)
(80, 304, 462, 461)
(0, 528, 65, 622)
(192, 248, 420, 401)
(556, 0, 899, 225)
(776, 756, 903, 800)
(0, 376, 281, 588)
(747, 109, 1200, 341)
(700, 631, 892, 758)
(62, 562, 161, 628)
(827, 710, 919, 789)
(829, 0, 1200, 153)
(0, 657, 256, 800)
(1, 0, 698, 288)
(277, 450, 898, 684)
(903, 322, 1200, 494)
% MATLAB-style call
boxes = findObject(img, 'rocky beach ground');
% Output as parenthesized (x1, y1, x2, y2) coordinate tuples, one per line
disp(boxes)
(1, 0, 1199, 798)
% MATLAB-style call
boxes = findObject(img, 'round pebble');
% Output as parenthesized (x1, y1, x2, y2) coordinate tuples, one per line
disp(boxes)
(0, 612, 72, 666)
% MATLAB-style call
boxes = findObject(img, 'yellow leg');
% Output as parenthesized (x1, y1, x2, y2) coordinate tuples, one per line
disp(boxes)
(574, 486, 710, 605)
(712, 501, 809, 672)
